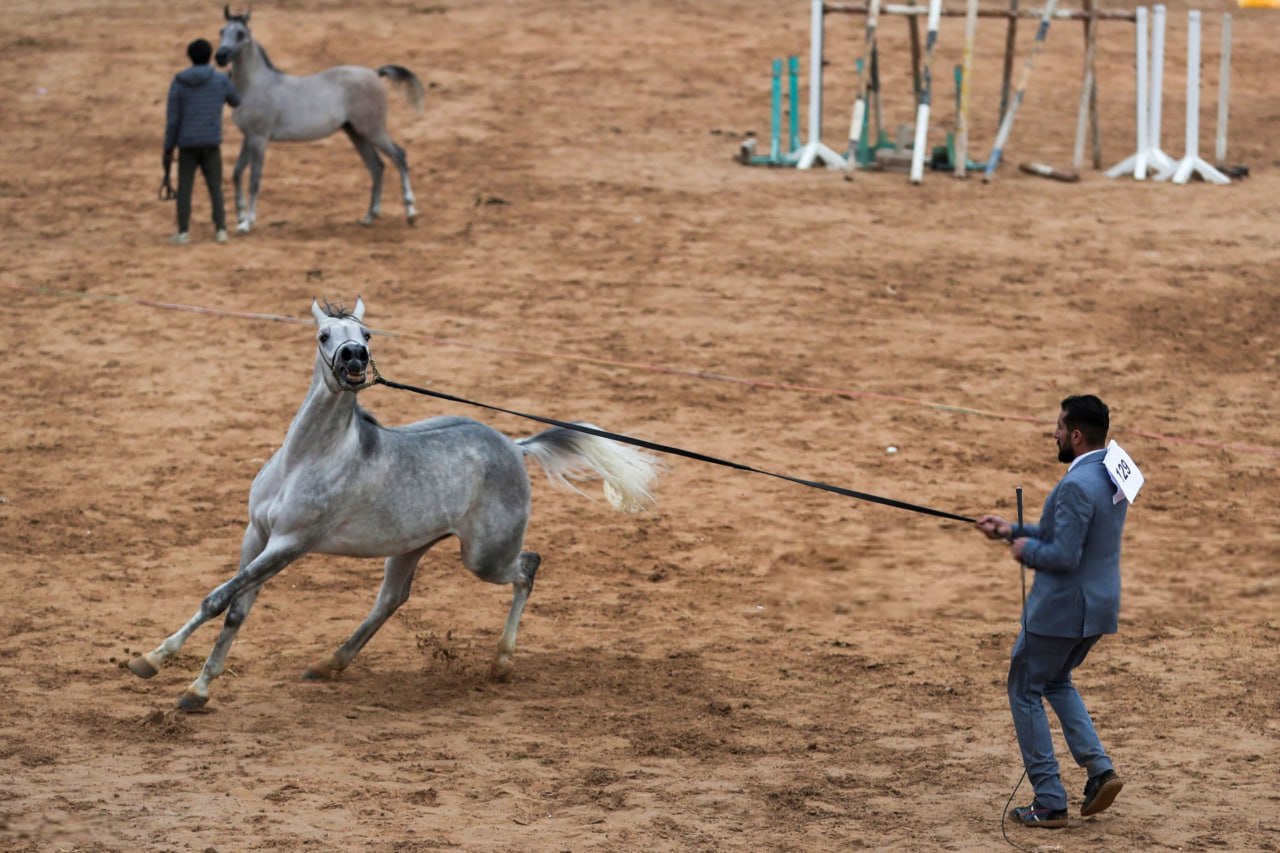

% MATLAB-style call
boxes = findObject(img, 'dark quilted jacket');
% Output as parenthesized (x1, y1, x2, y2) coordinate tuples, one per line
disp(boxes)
(164, 65, 240, 151)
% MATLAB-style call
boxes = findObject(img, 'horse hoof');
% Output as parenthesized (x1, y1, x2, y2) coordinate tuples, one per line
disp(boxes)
(236, 221, 252, 234)
(301, 660, 339, 680)
(358, 215, 375, 227)
(177, 691, 209, 712)
(489, 656, 514, 682)
(127, 656, 159, 679)
(406, 207, 418, 226)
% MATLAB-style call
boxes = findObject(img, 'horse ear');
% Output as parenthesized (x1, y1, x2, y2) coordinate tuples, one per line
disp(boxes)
(311, 299, 327, 324)
(224, 4, 231, 20)
(244, 4, 251, 22)
(352, 296, 366, 322)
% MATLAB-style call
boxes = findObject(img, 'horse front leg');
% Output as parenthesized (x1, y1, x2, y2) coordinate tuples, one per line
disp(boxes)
(128, 535, 305, 707)
(343, 127, 385, 226)
(302, 542, 433, 680)
(237, 135, 268, 233)
(179, 586, 261, 710)
(232, 139, 252, 228)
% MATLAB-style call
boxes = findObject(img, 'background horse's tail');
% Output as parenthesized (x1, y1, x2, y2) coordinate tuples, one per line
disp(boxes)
(377, 65, 426, 113)
(518, 425, 664, 514)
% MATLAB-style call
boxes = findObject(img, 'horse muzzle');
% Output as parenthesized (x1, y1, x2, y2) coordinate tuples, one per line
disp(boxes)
(215, 49, 232, 67)
(333, 342, 370, 389)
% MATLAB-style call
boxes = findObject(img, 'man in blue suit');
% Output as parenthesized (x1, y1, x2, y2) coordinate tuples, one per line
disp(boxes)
(977, 394, 1126, 828)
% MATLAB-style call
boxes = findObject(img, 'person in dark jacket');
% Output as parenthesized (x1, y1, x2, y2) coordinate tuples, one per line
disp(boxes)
(164, 38, 240, 244)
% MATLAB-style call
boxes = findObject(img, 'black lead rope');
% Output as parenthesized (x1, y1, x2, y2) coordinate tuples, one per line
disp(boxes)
(373, 373, 976, 525)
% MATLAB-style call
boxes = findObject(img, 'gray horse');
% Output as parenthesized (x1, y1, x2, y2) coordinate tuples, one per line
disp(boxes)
(128, 298, 662, 710)
(215, 7, 425, 232)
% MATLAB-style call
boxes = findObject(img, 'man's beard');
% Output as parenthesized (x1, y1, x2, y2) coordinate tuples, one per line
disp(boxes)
(1058, 442, 1075, 464)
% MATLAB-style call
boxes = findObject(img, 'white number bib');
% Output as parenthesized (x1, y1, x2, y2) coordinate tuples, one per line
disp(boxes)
(1104, 440, 1144, 504)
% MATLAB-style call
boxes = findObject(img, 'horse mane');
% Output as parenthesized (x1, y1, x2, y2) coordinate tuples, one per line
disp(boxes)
(318, 298, 359, 320)
(228, 17, 283, 73)
(256, 43, 282, 72)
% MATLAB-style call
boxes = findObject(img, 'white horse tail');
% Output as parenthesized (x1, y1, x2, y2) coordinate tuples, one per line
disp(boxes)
(377, 65, 425, 113)
(518, 425, 664, 514)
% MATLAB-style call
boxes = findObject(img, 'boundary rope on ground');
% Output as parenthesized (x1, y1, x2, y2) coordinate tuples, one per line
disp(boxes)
(12, 282, 1278, 460)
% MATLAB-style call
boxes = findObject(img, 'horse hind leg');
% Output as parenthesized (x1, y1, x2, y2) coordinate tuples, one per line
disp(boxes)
(489, 551, 541, 682)
(343, 125, 385, 226)
(369, 132, 416, 225)
(302, 542, 433, 681)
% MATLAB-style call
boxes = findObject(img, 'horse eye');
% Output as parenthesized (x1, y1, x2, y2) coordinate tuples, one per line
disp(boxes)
(319, 332, 330, 343)
(362, 331, 371, 341)
(236, 31, 245, 41)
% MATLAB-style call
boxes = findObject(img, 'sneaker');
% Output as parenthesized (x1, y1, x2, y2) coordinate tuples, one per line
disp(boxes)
(1081, 770, 1123, 816)
(1012, 801, 1068, 829)
(169, 232, 189, 245)
(215, 229, 229, 244)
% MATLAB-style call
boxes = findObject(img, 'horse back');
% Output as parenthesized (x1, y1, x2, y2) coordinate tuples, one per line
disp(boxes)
(253, 66, 386, 142)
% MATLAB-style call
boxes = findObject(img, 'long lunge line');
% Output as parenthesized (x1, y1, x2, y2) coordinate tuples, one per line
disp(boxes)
(372, 370, 976, 525)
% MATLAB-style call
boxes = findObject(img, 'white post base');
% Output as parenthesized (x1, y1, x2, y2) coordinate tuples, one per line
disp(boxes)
(1104, 147, 1176, 180)
(793, 141, 849, 170)
(1155, 156, 1230, 185)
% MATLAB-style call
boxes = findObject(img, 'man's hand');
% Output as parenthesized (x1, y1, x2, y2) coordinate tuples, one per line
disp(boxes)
(976, 514, 1012, 541)
(1011, 538, 1029, 563)
(163, 149, 174, 168)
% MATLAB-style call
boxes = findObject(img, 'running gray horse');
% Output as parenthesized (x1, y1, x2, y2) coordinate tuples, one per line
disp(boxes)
(215, 7, 425, 232)
(128, 298, 662, 710)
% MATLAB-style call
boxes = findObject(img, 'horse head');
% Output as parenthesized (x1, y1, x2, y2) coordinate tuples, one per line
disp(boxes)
(311, 297, 372, 392)
(216, 6, 252, 67)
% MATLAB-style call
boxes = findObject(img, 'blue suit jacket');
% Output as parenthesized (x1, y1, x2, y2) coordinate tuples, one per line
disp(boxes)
(1012, 449, 1127, 638)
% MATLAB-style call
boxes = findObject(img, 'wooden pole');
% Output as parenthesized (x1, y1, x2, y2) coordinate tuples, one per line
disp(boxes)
(1072, 0, 1098, 171)
(1087, 0, 1102, 166)
(984, 0, 1061, 180)
(846, 0, 883, 171)
(909, 15, 923, 101)
(999, 0, 1020, 126)
(824, 4, 1136, 21)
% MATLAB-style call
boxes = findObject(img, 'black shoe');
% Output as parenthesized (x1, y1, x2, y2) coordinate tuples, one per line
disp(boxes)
(1011, 801, 1069, 829)
(1081, 770, 1124, 816)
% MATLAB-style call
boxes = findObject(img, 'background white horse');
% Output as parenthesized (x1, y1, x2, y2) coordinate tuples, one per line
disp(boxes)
(215, 7, 426, 232)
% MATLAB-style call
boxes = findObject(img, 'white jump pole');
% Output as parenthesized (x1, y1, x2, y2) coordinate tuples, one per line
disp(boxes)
(796, 0, 850, 169)
(1216, 13, 1232, 165)
(955, 0, 980, 177)
(1156, 10, 1230, 184)
(1105, 6, 1151, 179)
(1146, 5, 1176, 173)
(910, 0, 943, 183)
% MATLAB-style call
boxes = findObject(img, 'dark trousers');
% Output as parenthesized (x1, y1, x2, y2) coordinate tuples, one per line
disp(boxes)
(176, 146, 226, 233)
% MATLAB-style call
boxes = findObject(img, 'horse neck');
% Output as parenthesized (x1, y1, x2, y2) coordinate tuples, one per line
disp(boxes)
(231, 40, 276, 96)
(280, 363, 360, 463)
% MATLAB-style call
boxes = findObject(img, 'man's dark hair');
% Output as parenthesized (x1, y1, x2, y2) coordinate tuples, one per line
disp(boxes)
(1061, 394, 1109, 446)
(188, 38, 213, 65)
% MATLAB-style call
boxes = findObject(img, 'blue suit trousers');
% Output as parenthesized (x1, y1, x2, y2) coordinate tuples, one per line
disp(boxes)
(1008, 630, 1114, 810)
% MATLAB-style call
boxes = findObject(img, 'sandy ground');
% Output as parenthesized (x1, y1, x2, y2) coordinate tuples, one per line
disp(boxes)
(2, 0, 1278, 850)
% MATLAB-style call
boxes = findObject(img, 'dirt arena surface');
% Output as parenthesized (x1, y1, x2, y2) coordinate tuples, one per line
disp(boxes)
(2, 0, 1278, 850)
